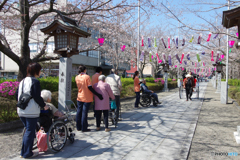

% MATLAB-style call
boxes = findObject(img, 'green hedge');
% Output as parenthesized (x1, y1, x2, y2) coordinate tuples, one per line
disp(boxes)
(222, 79, 240, 86)
(0, 97, 18, 123)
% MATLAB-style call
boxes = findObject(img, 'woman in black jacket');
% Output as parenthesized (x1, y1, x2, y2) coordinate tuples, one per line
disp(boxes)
(16, 63, 49, 158)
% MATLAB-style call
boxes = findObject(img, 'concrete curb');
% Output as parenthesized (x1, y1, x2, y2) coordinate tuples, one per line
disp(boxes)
(0, 119, 23, 133)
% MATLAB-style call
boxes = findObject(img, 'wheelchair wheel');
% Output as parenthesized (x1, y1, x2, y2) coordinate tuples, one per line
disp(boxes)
(47, 121, 68, 153)
(140, 95, 151, 107)
(110, 110, 118, 128)
(68, 133, 75, 144)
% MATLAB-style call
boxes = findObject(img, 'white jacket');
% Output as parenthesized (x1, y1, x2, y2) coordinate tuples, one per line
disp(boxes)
(105, 74, 122, 95)
(16, 77, 45, 118)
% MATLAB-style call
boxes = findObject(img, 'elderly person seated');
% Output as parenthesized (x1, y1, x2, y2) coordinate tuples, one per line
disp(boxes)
(140, 79, 161, 105)
(93, 75, 115, 132)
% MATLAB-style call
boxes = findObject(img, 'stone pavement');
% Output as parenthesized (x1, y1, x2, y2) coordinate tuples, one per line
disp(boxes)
(5, 82, 207, 160)
(188, 82, 240, 160)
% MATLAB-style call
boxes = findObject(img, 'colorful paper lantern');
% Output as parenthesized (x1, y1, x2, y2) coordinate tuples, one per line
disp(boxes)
(213, 33, 219, 39)
(168, 37, 170, 48)
(121, 45, 126, 52)
(189, 35, 194, 43)
(207, 32, 212, 42)
(176, 54, 180, 63)
(176, 37, 178, 49)
(154, 37, 157, 47)
(229, 41, 235, 48)
(162, 53, 166, 63)
(180, 53, 184, 64)
(182, 38, 185, 46)
(168, 55, 172, 66)
(186, 53, 190, 60)
(149, 52, 152, 62)
(211, 50, 214, 61)
(197, 34, 202, 44)
(141, 36, 144, 46)
(98, 38, 104, 46)
(156, 53, 160, 63)
(140, 51, 144, 61)
(196, 53, 201, 62)
(148, 37, 151, 47)
(161, 38, 167, 48)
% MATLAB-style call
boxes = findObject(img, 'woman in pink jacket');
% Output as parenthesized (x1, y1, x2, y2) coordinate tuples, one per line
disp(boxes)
(93, 75, 115, 132)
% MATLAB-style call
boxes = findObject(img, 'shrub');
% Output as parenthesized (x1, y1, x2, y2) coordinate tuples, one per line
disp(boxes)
(0, 97, 18, 123)
(0, 81, 19, 99)
(168, 81, 177, 88)
(235, 92, 240, 105)
(228, 86, 240, 99)
(168, 78, 172, 82)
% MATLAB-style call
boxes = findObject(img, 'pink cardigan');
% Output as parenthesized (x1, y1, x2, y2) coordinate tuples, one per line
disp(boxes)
(93, 81, 115, 110)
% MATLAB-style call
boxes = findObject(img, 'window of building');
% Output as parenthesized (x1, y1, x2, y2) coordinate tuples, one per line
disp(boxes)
(133, 63, 135, 68)
(29, 43, 37, 53)
(88, 50, 98, 58)
(47, 42, 55, 53)
(79, 51, 87, 56)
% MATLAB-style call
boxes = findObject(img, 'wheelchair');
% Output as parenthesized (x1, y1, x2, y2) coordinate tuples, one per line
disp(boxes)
(139, 86, 158, 107)
(20, 100, 77, 153)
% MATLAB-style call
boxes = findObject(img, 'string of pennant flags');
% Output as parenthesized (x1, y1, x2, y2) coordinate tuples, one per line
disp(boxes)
(97, 32, 237, 76)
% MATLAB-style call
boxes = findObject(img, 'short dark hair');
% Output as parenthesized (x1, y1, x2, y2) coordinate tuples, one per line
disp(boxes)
(96, 67, 102, 73)
(27, 62, 42, 77)
(78, 65, 86, 73)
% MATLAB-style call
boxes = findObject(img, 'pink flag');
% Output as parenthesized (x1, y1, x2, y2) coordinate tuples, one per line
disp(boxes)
(141, 36, 144, 46)
(211, 50, 214, 61)
(195, 62, 197, 67)
(180, 53, 184, 64)
(168, 37, 170, 48)
(194, 69, 196, 74)
(207, 32, 212, 42)
(203, 62, 205, 66)
(156, 53, 160, 63)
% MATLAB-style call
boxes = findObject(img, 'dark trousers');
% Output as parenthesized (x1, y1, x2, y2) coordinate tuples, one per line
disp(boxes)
(95, 110, 109, 128)
(114, 95, 120, 119)
(150, 93, 159, 103)
(135, 92, 140, 108)
(76, 101, 91, 131)
(20, 117, 38, 158)
(186, 87, 192, 100)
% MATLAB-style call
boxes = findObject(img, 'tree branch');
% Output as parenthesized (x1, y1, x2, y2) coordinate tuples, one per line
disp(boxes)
(0, 41, 20, 65)
(32, 35, 51, 62)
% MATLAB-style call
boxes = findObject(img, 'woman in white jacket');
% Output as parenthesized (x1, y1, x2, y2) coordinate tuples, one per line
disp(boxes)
(16, 63, 48, 158)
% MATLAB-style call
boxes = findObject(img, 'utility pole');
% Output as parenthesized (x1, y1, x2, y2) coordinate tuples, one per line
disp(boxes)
(137, 0, 140, 71)
(225, 0, 230, 104)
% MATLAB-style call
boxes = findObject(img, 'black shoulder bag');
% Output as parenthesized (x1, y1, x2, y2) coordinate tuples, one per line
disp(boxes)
(16, 78, 32, 110)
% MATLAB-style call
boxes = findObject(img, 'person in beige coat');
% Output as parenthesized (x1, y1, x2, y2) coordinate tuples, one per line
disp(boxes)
(105, 69, 122, 120)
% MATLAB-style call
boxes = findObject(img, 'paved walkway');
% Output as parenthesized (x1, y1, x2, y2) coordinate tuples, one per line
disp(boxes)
(6, 82, 207, 160)
(188, 83, 240, 160)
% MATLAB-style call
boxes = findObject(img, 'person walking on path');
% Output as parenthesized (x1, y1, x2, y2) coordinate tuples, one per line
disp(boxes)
(16, 62, 49, 159)
(183, 74, 194, 101)
(75, 65, 103, 132)
(94, 75, 115, 132)
(92, 67, 103, 117)
(133, 71, 140, 108)
(140, 79, 161, 105)
(105, 69, 122, 120)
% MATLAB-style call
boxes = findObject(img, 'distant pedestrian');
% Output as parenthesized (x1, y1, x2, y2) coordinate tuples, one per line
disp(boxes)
(75, 65, 103, 132)
(183, 74, 194, 101)
(16, 62, 49, 158)
(92, 67, 103, 117)
(133, 71, 140, 108)
(106, 69, 122, 120)
(94, 75, 115, 132)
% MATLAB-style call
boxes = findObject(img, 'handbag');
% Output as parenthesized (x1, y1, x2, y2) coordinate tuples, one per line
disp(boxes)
(111, 100, 117, 110)
(16, 79, 32, 110)
(37, 128, 48, 152)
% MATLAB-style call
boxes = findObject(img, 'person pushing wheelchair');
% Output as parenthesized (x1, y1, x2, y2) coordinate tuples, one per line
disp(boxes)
(140, 79, 161, 106)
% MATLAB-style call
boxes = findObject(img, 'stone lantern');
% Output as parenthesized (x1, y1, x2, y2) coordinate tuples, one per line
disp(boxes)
(213, 62, 226, 93)
(163, 63, 169, 92)
(40, 14, 91, 110)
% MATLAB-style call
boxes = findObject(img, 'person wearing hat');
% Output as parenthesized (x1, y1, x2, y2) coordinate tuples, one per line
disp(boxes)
(183, 74, 194, 101)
